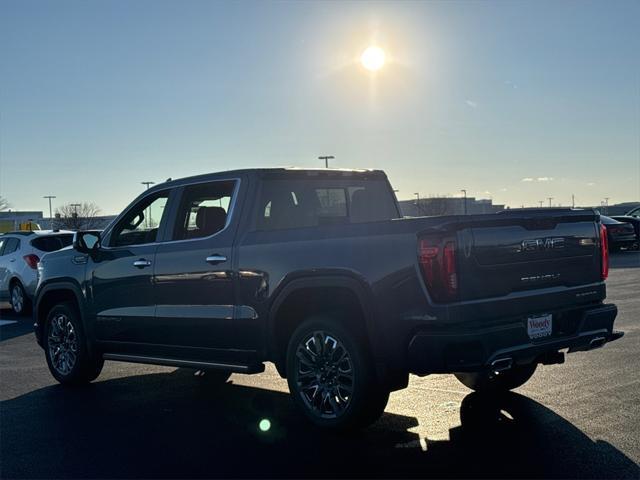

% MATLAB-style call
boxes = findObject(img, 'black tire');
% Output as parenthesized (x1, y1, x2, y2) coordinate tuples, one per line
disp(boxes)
(10, 281, 30, 316)
(286, 315, 389, 430)
(455, 363, 537, 393)
(44, 302, 104, 385)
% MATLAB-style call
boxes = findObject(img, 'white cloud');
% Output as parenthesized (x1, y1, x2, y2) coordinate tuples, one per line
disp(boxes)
(586, 182, 596, 187)
(465, 100, 478, 108)
(537, 177, 554, 182)
(521, 177, 534, 182)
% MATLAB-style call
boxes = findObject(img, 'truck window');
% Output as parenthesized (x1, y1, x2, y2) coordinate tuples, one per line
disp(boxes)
(172, 180, 236, 240)
(110, 192, 170, 247)
(257, 178, 398, 230)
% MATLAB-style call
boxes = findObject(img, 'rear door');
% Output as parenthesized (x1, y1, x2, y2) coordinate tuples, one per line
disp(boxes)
(456, 210, 601, 301)
(90, 189, 172, 345)
(151, 178, 251, 362)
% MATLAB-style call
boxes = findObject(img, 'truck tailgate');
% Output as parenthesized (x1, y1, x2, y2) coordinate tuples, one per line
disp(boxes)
(457, 210, 602, 301)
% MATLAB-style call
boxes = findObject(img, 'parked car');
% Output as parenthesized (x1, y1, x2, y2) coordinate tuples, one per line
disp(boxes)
(610, 215, 640, 249)
(601, 216, 636, 252)
(0, 230, 74, 314)
(33, 169, 622, 430)
(623, 205, 640, 218)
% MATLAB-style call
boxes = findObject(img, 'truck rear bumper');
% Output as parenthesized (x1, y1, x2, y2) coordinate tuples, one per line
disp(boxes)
(407, 303, 621, 375)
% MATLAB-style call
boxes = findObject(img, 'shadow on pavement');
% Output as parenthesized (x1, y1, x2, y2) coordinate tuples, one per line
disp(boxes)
(0, 309, 34, 342)
(1, 368, 637, 479)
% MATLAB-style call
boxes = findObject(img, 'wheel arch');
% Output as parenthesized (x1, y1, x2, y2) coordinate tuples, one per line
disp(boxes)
(267, 273, 377, 376)
(35, 280, 89, 348)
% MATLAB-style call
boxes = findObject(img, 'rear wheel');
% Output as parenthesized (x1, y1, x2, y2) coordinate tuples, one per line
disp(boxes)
(286, 315, 389, 430)
(44, 302, 103, 385)
(455, 363, 537, 393)
(10, 281, 30, 316)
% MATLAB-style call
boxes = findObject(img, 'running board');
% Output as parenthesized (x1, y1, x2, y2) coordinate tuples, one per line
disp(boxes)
(102, 353, 264, 373)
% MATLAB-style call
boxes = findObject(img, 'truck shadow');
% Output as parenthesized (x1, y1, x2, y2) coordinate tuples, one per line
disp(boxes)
(0, 368, 637, 479)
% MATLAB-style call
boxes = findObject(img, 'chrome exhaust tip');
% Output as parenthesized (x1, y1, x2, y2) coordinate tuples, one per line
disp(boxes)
(589, 336, 606, 350)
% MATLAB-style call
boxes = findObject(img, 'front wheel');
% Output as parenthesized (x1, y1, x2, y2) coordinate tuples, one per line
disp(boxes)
(286, 316, 388, 430)
(455, 363, 538, 393)
(44, 302, 104, 385)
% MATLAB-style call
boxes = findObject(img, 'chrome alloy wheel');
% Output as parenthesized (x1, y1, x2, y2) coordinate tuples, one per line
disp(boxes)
(294, 330, 354, 419)
(48, 313, 78, 376)
(11, 285, 24, 313)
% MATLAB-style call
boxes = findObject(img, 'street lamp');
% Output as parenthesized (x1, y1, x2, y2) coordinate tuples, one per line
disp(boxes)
(141, 181, 155, 190)
(43, 195, 56, 229)
(547, 197, 553, 208)
(460, 189, 467, 215)
(318, 156, 335, 169)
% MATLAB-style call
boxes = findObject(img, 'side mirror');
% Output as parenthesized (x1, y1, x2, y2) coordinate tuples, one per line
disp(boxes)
(73, 231, 101, 254)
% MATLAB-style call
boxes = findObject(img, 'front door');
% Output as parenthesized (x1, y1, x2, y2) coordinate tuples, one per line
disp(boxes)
(152, 179, 252, 363)
(90, 189, 171, 348)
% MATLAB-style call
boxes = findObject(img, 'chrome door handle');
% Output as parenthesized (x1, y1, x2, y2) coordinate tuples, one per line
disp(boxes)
(206, 254, 227, 265)
(133, 259, 152, 268)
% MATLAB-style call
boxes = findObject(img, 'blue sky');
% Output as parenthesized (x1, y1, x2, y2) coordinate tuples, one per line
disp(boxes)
(1, 0, 638, 214)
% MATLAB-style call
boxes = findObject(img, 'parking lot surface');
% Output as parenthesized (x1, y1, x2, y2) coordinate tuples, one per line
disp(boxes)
(1, 252, 639, 478)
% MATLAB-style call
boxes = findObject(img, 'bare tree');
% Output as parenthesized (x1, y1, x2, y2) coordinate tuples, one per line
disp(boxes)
(0, 196, 9, 212)
(54, 202, 102, 230)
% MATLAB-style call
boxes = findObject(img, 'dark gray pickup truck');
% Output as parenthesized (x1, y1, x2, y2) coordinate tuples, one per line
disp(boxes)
(34, 168, 622, 429)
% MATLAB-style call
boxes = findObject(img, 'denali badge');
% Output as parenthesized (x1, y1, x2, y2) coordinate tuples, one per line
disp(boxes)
(520, 237, 565, 252)
(521, 273, 561, 283)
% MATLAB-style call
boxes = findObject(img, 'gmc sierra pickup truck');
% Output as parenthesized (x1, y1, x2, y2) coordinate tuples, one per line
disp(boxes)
(34, 168, 622, 429)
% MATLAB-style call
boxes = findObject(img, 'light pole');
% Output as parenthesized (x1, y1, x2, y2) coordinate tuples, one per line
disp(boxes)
(70, 203, 81, 230)
(572, 194, 575, 209)
(548, 197, 553, 208)
(43, 195, 56, 229)
(318, 156, 335, 169)
(539, 200, 544, 208)
(460, 189, 467, 215)
(604, 197, 610, 214)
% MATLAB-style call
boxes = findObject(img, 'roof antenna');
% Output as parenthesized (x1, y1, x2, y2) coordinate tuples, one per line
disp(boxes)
(166, 178, 172, 182)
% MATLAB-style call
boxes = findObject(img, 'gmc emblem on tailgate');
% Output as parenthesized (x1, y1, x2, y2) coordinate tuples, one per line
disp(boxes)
(520, 237, 565, 252)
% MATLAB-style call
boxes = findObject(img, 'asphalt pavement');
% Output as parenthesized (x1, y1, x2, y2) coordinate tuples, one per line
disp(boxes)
(1, 252, 638, 478)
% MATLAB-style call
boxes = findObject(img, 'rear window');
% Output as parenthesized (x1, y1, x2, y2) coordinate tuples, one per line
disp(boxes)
(31, 235, 73, 252)
(256, 178, 398, 230)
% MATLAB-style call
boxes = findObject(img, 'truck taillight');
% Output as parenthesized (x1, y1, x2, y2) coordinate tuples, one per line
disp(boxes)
(23, 254, 40, 269)
(418, 237, 458, 302)
(600, 223, 608, 280)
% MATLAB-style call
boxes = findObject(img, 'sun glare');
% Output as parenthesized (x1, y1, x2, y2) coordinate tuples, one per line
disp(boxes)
(360, 46, 385, 72)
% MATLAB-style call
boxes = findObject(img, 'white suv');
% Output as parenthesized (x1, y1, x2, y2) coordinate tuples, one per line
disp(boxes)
(0, 231, 74, 315)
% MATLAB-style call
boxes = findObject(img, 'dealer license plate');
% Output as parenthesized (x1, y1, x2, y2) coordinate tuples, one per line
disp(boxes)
(527, 314, 553, 339)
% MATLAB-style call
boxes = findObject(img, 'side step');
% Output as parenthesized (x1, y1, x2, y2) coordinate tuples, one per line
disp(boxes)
(102, 353, 264, 374)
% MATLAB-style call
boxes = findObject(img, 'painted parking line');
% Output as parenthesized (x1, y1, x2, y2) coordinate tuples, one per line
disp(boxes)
(0, 320, 18, 326)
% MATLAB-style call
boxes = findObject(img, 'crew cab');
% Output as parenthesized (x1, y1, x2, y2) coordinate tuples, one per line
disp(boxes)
(33, 168, 622, 429)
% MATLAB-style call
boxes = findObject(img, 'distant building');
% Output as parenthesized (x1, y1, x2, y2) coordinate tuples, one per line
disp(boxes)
(0, 210, 44, 231)
(0, 211, 116, 232)
(398, 197, 505, 217)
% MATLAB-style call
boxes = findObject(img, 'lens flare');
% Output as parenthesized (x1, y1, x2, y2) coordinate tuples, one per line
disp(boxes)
(258, 418, 271, 432)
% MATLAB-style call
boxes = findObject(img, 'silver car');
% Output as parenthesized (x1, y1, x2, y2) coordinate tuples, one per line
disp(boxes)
(0, 231, 74, 315)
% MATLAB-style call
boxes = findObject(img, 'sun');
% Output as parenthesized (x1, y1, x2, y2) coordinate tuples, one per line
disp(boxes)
(360, 46, 385, 72)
